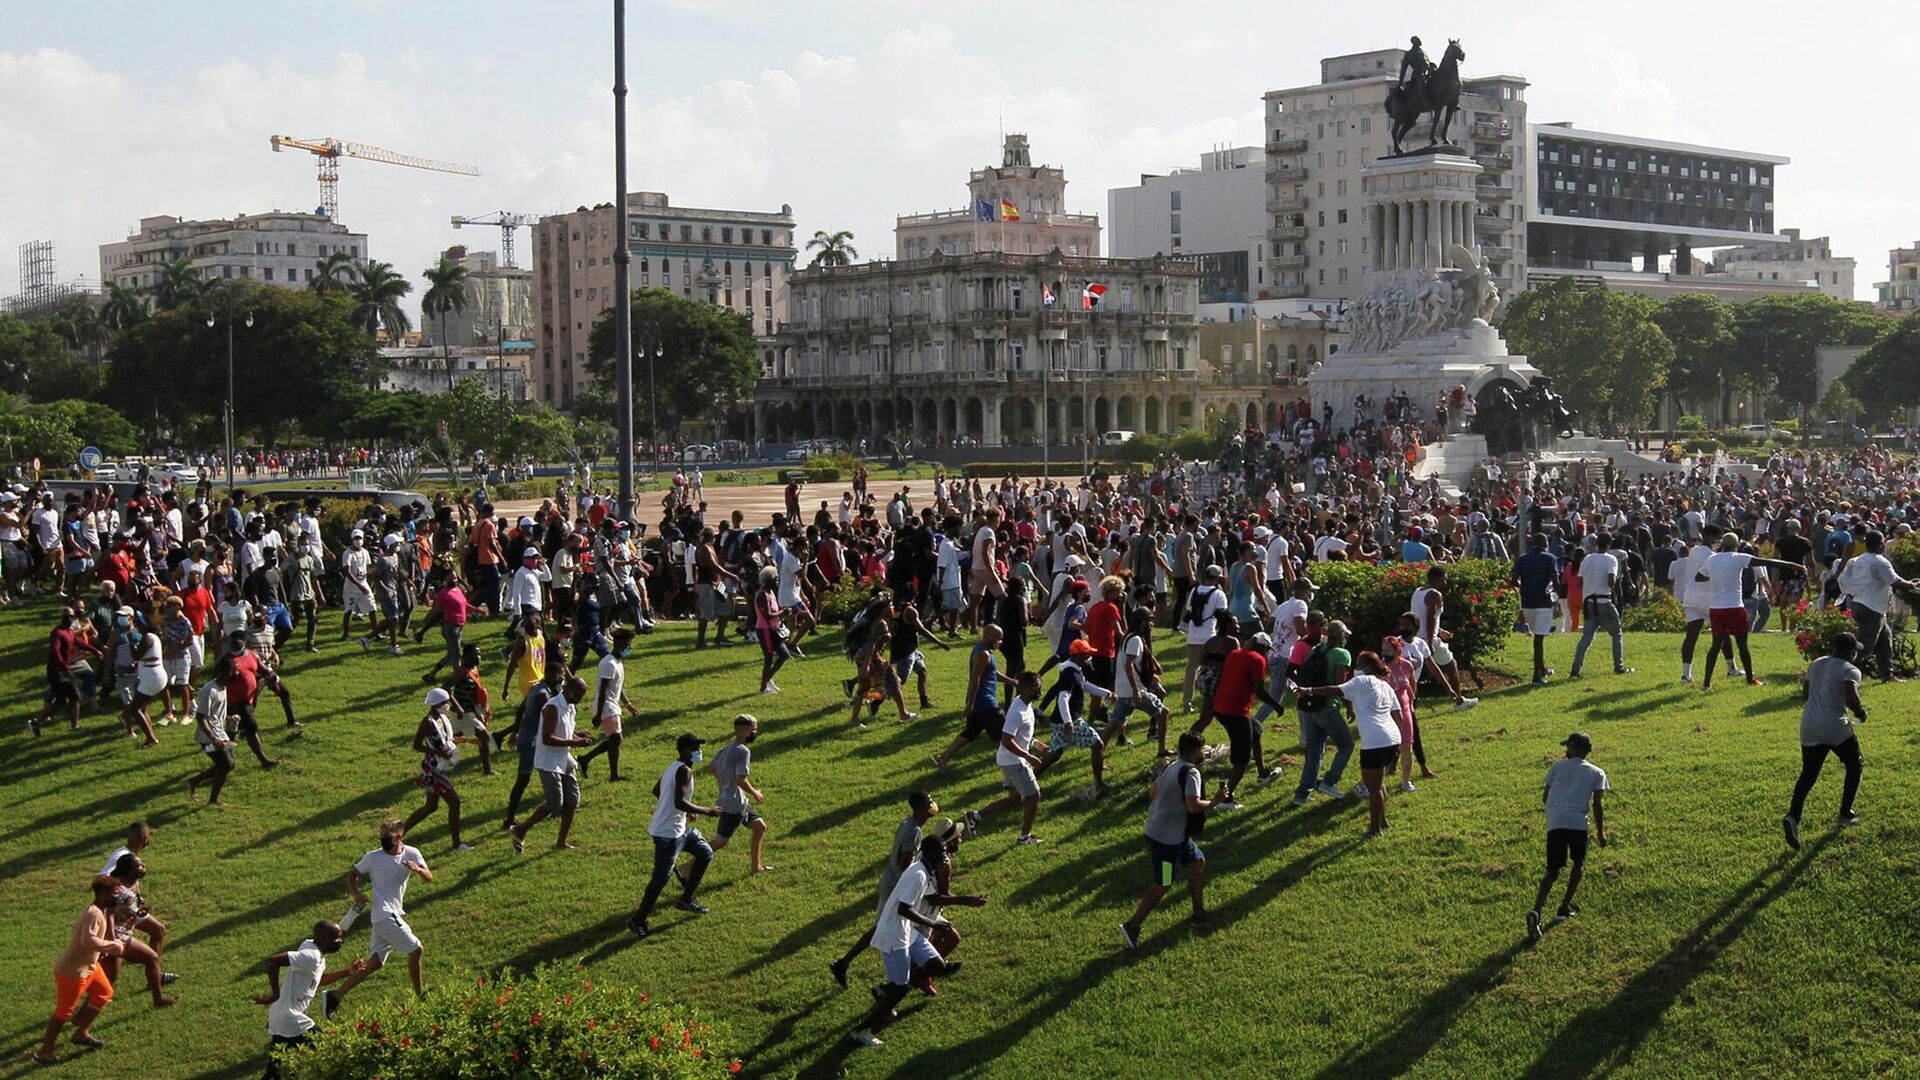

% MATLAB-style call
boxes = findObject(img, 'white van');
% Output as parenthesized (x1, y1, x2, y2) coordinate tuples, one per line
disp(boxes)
(1099, 430, 1137, 446)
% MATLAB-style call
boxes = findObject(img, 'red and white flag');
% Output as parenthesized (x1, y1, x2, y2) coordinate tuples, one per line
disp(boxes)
(1082, 282, 1108, 309)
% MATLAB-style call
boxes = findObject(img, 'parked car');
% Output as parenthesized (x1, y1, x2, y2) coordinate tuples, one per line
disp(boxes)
(679, 444, 717, 463)
(89, 462, 123, 480)
(149, 461, 199, 485)
(1099, 430, 1138, 446)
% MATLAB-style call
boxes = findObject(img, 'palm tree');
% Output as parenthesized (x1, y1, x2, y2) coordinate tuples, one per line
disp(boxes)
(45, 300, 104, 359)
(420, 254, 471, 390)
(100, 284, 147, 334)
(310, 251, 356, 295)
(150, 259, 207, 311)
(806, 229, 858, 268)
(350, 260, 413, 345)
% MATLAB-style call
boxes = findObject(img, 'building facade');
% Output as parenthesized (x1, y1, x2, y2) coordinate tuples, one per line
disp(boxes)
(893, 135, 1101, 260)
(1707, 229, 1854, 301)
(1263, 50, 1530, 302)
(1196, 313, 1341, 430)
(1107, 146, 1266, 302)
(1878, 243, 1920, 313)
(530, 192, 796, 410)
(429, 246, 533, 346)
(379, 344, 529, 401)
(100, 212, 368, 292)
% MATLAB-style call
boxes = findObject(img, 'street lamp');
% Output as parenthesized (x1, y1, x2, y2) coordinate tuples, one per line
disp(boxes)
(205, 298, 253, 496)
(646, 341, 663, 478)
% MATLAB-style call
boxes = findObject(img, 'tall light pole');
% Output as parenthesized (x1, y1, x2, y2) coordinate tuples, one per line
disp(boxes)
(648, 341, 663, 479)
(205, 294, 252, 497)
(611, 0, 636, 520)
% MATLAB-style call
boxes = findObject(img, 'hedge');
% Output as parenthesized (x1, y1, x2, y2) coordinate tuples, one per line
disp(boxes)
(1621, 590, 1687, 632)
(1301, 559, 1515, 669)
(276, 961, 739, 1079)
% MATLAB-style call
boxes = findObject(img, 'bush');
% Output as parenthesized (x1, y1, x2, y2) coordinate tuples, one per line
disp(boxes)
(1889, 535, 1920, 581)
(1621, 590, 1687, 632)
(1301, 559, 1515, 669)
(1787, 602, 1918, 676)
(276, 961, 739, 1079)
(958, 461, 1096, 479)
(816, 573, 880, 626)
(807, 467, 842, 483)
(1674, 414, 1708, 434)
(806, 451, 858, 474)
(1680, 438, 1722, 454)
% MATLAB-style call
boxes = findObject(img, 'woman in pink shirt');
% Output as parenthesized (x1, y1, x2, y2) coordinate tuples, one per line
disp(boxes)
(1380, 635, 1419, 793)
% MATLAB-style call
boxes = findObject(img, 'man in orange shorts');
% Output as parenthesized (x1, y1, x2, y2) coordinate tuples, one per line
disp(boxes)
(33, 875, 125, 1065)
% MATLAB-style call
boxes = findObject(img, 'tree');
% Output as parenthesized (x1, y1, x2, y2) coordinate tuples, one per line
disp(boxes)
(149, 259, 207, 312)
(421, 254, 471, 389)
(1654, 294, 1743, 421)
(0, 314, 69, 395)
(311, 252, 357, 295)
(350, 260, 414, 346)
(585, 288, 757, 437)
(429, 377, 515, 464)
(1730, 293, 1892, 412)
(26, 400, 140, 456)
(806, 229, 858, 268)
(0, 411, 81, 465)
(1844, 310, 1920, 416)
(43, 299, 104, 357)
(100, 284, 148, 335)
(1501, 278, 1672, 428)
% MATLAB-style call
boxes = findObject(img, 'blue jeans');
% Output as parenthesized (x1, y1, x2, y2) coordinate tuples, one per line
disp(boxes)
(1745, 593, 1772, 634)
(1294, 705, 1353, 798)
(1571, 597, 1623, 674)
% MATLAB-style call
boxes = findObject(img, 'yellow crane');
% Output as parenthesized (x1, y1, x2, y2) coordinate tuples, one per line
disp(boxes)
(269, 135, 481, 222)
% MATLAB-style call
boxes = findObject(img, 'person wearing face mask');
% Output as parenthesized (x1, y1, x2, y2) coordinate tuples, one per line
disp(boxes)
(255, 920, 367, 1078)
(576, 627, 637, 781)
(402, 688, 472, 852)
(627, 733, 722, 940)
(846, 834, 985, 1048)
(707, 714, 770, 874)
(334, 820, 433, 1000)
(337, 530, 376, 643)
(511, 675, 594, 853)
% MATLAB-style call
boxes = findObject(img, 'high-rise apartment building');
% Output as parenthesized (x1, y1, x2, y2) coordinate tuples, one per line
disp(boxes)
(100, 212, 368, 292)
(1877, 243, 1920, 313)
(1108, 146, 1267, 302)
(530, 193, 796, 410)
(1707, 229, 1854, 301)
(1262, 50, 1530, 301)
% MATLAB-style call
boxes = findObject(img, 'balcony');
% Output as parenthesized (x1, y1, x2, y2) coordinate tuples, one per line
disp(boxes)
(1268, 283, 1308, 298)
(1482, 245, 1516, 262)
(1475, 183, 1512, 202)
(1473, 213, 1510, 233)
(1267, 193, 1309, 213)
(1265, 165, 1308, 183)
(1473, 153, 1513, 172)
(1469, 120, 1511, 142)
(1268, 136, 1308, 153)
(1267, 254, 1309, 270)
(1268, 224, 1307, 242)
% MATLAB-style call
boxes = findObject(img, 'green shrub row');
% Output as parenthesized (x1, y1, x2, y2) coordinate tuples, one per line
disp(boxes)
(1301, 559, 1515, 669)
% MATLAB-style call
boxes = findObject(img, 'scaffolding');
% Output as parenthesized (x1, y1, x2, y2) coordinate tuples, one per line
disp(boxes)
(1, 241, 98, 317)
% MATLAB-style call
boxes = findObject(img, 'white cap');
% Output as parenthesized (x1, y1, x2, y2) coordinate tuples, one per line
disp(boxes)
(424, 688, 451, 707)
(518, 516, 535, 527)
(349, 528, 364, 539)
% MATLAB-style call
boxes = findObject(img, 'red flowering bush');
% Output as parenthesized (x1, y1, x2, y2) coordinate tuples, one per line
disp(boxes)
(1789, 602, 1918, 675)
(276, 962, 740, 1079)
(1301, 559, 1516, 669)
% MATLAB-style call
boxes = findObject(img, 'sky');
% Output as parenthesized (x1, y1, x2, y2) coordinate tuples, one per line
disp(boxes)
(2, 0, 1914, 312)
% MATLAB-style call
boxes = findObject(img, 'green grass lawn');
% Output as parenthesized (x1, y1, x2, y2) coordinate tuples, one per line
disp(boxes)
(1, 608, 1916, 1079)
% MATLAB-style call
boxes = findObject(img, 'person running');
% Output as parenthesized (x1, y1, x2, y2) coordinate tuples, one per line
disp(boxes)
(1034, 641, 1117, 798)
(1526, 732, 1609, 941)
(499, 660, 564, 833)
(577, 628, 636, 780)
(1568, 534, 1633, 679)
(100, 853, 177, 1010)
(32, 609, 104, 736)
(31, 876, 127, 1065)
(1178, 565, 1228, 712)
(334, 820, 433, 1000)
(1674, 536, 1717, 683)
(220, 631, 279, 769)
(1697, 533, 1799, 691)
(415, 576, 470, 684)
(255, 921, 365, 1079)
(1293, 650, 1403, 836)
(337, 529, 376, 643)
(930, 625, 1013, 771)
(847, 835, 985, 1048)
(1412, 566, 1480, 707)
(1512, 532, 1559, 684)
(1783, 632, 1867, 849)
(402, 688, 472, 852)
(511, 675, 592, 853)
(497, 614, 549, 746)
(891, 595, 953, 711)
(118, 612, 165, 748)
(1291, 621, 1355, 807)
(185, 654, 235, 805)
(1107, 608, 1172, 757)
(1119, 732, 1223, 948)
(961, 671, 1049, 845)
(1210, 629, 1288, 807)
(442, 644, 494, 776)
(751, 567, 791, 696)
(627, 734, 720, 940)
(829, 791, 941, 988)
(707, 713, 770, 873)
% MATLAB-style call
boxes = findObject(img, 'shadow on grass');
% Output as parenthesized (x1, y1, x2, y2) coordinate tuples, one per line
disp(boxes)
(1512, 834, 1835, 1080)
(730, 894, 872, 978)
(1308, 942, 1528, 1079)
(216, 776, 419, 859)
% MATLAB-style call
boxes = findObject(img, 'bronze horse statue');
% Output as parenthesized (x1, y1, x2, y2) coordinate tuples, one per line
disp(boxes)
(1386, 39, 1464, 154)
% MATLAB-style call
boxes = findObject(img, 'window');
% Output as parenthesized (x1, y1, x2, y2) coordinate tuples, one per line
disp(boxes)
(762, 229, 772, 245)
(1170, 212, 1181, 234)
(1336, 150, 1347, 167)
(1170, 190, 1182, 211)
(1337, 239, 1348, 255)
(264, 267, 274, 281)
(701, 226, 712, 241)
(680, 225, 692, 241)
(635, 223, 649, 239)
(1337, 209, 1348, 224)
(1360, 117, 1371, 133)
(1338, 268, 1347, 283)
(1336, 179, 1347, 196)
(722, 227, 732, 243)
(1318, 240, 1326, 255)
(1317, 269, 1325, 284)
(1317, 211, 1325, 227)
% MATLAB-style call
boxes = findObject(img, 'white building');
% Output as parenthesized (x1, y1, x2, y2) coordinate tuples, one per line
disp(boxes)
(1877, 243, 1920, 313)
(1707, 229, 1854, 301)
(1108, 146, 1268, 304)
(100, 212, 368, 292)
(893, 134, 1101, 260)
(427, 246, 533, 346)
(379, 344, 529, 401)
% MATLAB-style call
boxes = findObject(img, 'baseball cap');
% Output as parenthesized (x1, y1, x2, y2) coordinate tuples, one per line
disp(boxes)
(1202, 564, 1224, 581)
(1249, 631, 1273, 651)
(518, 516, 534, 527)
(1063, 554, 1086, 569)
(349, 528, 364, 539)
(424, 688, 451, 707)
(1253, 525, 1272, 540)
(1561, 732, 1592, 753)
(115, 605, 135, 618)
(1067, 639, 1096, 657)
(675, 733, 706, 755)
(522, 549, 540, 561)
(382, 533, 403, 549)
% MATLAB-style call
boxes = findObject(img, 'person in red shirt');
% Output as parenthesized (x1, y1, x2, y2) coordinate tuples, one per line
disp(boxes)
(1209, 628, 1287, 808)
(220, 633, 278, 770)
(33, 610, 104, 735)
(177, 572, 215, 682)
(1082, 577, 1126, 727)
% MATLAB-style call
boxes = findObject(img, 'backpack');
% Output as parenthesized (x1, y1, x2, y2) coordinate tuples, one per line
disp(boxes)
(1185, 585, 1218, 628)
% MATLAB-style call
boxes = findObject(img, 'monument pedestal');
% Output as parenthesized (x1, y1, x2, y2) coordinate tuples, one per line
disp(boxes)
(1311, 319, 1540, 434)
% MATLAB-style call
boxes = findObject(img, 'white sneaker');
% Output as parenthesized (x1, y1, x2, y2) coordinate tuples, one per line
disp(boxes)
(760, 685, 780, 696)
(1351, 782, 1370, 798)
(849, 1030, 884, 1047)
(389, 645, 405, 657)
(1397, 780, 1417, 793)
(1454, 697, 1479, 711)
(454, 843, 475, 852)
(1315, 781, 1346, 799)
(338, 902, 365, 933)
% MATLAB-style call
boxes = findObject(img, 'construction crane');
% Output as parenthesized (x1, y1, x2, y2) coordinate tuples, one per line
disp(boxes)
(269, 135, 481, 222)
(450, 211, 541, 269)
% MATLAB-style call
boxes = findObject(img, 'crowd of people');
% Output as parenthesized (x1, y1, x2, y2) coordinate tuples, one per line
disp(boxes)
(19, 432, 1912, 1064)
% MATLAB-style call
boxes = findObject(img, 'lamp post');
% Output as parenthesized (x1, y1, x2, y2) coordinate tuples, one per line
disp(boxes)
(205, 295, 252, 497)
(612, 0, 635, 520)
(647, 341, 663, 479)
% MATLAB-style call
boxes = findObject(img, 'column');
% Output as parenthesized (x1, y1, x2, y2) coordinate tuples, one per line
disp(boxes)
(1426, 199, 1441, 267)
(1397, 202, 1412, 269)
(982, 395, 1002, 446)
(936, 398, 948, 443)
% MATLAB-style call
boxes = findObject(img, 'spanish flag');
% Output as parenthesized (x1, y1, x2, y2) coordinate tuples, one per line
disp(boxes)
(999, 198, 1020, 222)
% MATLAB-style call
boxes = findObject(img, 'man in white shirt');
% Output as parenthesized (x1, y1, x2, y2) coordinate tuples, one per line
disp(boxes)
(848, 834, 985, 1048)
(1696, 532, 1800, 691)
(1837, 530, 1917, 682)
(1262, 527, 1293, 598)
(1674, 539, 1718, 683)
(961, 671, 1048, 845)
(337, 531, 375, 641)
(255, 920, 363, 1076)
(333, 820, 433, 1001)
(1178, 565, 1229, 711)
(1568, 536, 1632, 678)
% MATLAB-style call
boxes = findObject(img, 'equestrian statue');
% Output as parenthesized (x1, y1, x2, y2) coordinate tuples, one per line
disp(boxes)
(1385, 36, 1465, 155)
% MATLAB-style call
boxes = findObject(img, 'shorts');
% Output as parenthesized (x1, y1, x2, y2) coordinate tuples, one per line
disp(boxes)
(892, 651, 927, 682)
(999, 760, 1040, 797)
(1358, 744, 1400, 770)
(717, 807, 762, 838)
(648, 829, 713, 888)
(231, 701, 259, 738)
(265, 604, 294, 633)
(164, 653, 191, 686)
(756, 628, 790, 662)
(1111, 692, 1165, 727)
(596, 710, 623, 737)
(1430, 639, 1454, 667)
(1708, 607, 1750, 636)
(378, 592, 399, 621)
(415, 768, 455, 801)
(45, 670, 78, 707)
(52, 968, 115, 1021)
(697, 583, 729, 621)
(538, 768, 580, 813)
(1545, 828, 1590, 870)
(135, 669, 167, 698)
(200, 742, 237, 771)
(969, 566, 1005, 598)
(188, 637, 205, 669)
(1194, 664, 1222, 698)
(941, 587, 964, 613)
(1520, 607, 1555, 636)
(1146, 836, 1203, 887)
(517, 726, 541, 771)
(961, 707, 1002, 741)
(450, 709, 488, 739)
(1050, 720, 1104, 750)
(1, 541, 27, 571)
(367, 913, 422, 960)
(342, 589, 375, 617)
(1087, 654, 1115, 689)
(878, 935, 941, 985)
(1683, 598, 1711, 624)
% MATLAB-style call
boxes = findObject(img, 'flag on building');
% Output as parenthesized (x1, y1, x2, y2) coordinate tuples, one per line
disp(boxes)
(999, 198, 1020, 222)
(974, 199, 995, 222)
(1082, 282, 1108, 309)
(1042, 284, 1055, 308)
